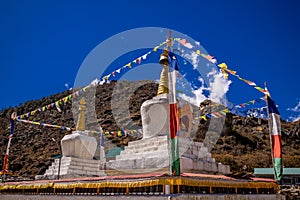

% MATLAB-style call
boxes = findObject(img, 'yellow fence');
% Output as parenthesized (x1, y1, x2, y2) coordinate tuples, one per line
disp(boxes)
(0, 176, 278, 195)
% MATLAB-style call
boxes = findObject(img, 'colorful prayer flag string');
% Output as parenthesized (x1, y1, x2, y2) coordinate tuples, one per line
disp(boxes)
(217, 63, 269, 96)
(16, 118, 143, 138)
(174, 38, 270, 96)
(103, 129, 143, 138)
(16, 40, 168, 119)
(198, 97, 265, 121)
(17, 119, 75, 131)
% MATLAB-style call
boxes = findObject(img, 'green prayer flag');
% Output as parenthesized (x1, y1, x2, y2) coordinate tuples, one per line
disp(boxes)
(170, 138, 180, 176)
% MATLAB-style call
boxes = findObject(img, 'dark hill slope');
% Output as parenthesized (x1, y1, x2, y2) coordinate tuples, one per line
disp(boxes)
(0, 81, 299, 179)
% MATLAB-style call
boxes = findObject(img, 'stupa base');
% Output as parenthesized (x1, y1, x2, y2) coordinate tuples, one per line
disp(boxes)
(36, 156, 105, 180)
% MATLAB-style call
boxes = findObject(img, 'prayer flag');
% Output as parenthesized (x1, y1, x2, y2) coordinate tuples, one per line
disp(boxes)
(214, 112, 223, 117)
(117, 131, 122, 137)
(168, 51, 180, 176)
(179, 39, 187, 45)
(218, 63, 228, 69)
(137, 57, 142, 64)
(219, 110, 227, 115)
(126, 63, 131, 68)
(200, 115, 207, 121)
(245, 80, 256, 86)
(211, 113, 218, 118)
(184, 43, 193, 49)
(142, 54, 147, 59)
(267, 96, 283, 181)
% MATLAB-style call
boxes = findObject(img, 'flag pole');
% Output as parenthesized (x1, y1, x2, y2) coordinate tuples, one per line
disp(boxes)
(166, 31, 173, 176)
(166, 31, 180, 176)
(1, 112, 17, 182)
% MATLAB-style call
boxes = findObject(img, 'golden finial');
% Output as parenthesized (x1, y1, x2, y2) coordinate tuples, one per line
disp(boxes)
(157, 31, 173, 96)
(76, 98, 86, 131)
(157, 49, 169, 95)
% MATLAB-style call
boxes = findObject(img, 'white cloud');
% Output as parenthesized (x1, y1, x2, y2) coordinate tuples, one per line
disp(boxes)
(287, 101, 300, 112)
(178, 77, 207, 106)
(64, 83, 73, 90)
(177, 71, 231, 107)
(287, 101, 300, 122)
(173, 46, 231, 107)
(182, 51, 199, 69)
(288, 115, 300, 122)
(178, 87, 207, 107)
(207, 69, 231, 105)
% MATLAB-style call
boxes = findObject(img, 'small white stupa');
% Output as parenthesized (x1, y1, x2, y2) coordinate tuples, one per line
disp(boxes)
(61, 98, 97, 159)
(38, 98, 105, 179)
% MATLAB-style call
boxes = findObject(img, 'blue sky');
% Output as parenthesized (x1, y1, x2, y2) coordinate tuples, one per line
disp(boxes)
(0, 0, 300, 121)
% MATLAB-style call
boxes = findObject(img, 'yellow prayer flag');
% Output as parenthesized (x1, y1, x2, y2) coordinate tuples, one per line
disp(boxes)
(254, 86, 264, 91)
(200, 115, 207, 121)
(218, 63, 228, 69)
(196, 50, 201, 55)
(83, 85, 90, 92)
(117, 131, 122, 137)
(222, 71, 229, 79)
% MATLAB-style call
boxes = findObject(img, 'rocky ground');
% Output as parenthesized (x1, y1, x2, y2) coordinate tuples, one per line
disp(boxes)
(0, 80, 299, 180)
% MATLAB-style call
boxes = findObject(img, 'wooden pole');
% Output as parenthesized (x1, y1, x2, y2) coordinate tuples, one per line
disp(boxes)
(1, 112, 17, 183)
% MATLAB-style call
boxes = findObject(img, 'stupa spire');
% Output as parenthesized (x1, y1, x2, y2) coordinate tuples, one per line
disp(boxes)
(157, 49, 169, 95)
(157, 31, 173, 96)
(76, 98, 86, 131)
